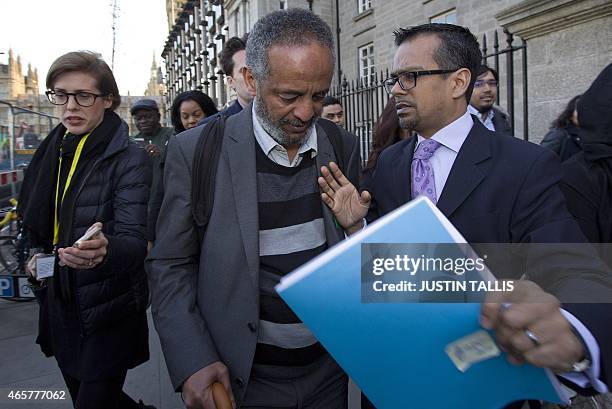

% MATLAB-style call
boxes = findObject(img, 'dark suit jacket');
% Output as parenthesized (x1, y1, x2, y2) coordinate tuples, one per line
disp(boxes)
(367, 118, 612, 389)
(197, 99, 243, 127)
(147, 105, 360, 403)
(492, 106, 513, 136)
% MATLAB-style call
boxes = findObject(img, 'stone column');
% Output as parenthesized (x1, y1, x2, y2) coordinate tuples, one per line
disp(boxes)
(496, 0, 612, 141)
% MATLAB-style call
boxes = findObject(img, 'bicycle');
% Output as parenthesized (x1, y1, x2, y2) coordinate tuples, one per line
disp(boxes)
(0, 198, 34, 301)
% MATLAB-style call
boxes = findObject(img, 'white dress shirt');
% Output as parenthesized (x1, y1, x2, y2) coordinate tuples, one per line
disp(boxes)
(414, 110, 473, 197)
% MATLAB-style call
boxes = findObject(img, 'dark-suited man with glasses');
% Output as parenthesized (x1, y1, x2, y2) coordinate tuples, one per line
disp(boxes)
(318, 23, 612, 409)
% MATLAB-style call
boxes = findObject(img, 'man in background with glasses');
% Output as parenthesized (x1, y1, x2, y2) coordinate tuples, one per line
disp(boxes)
(318, 23, 612, 407)
(468, 64, 512, 135)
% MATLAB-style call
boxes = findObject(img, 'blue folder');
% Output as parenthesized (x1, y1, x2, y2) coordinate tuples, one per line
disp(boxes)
(277, 197, 568, 409)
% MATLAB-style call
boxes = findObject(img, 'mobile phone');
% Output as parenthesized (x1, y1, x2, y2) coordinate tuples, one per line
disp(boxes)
(73, 226, 102, 248)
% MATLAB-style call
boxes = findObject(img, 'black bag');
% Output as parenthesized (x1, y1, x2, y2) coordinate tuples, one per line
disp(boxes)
(190, 117, 347, 238)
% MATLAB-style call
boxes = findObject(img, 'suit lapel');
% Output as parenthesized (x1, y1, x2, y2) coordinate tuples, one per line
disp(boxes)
(436, 120, 493, 218)
(393, 137, 416, 207)
(316, 123, 344, 246)
(226, 107, 260, 284)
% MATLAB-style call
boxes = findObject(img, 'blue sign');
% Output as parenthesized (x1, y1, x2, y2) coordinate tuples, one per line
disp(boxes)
(0, 276, 15, 297)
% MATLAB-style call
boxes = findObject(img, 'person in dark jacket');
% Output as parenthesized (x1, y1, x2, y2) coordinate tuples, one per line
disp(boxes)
(18, 51, 153, 409)
(145, 91, 218, 248)
(541, 95, 582, 161)
(169, 90, 218, 133)
(561, 64, 612, 268)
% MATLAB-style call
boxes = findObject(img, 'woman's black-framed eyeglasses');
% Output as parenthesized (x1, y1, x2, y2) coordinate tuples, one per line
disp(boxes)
(45, 91, 106, 107)
(383, 69, 458, 94)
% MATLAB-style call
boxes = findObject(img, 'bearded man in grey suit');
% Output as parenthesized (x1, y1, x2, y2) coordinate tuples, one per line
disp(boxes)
(147, 8, 362, 409)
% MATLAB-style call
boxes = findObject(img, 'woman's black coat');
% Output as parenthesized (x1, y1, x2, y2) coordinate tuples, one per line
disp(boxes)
(21, 117, 152, 381)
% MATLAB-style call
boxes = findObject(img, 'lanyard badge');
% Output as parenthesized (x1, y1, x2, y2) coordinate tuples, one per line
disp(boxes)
(53, 131, 91, 246)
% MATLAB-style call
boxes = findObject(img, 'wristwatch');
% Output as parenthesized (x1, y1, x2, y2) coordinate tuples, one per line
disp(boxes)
(571, 358, 591, 372)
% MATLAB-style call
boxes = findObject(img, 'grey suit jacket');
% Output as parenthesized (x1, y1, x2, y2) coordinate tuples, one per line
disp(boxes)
(146, 105, 360, 403)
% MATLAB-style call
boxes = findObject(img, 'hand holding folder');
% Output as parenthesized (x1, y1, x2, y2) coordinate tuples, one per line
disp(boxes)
(277, 198, 570, 409)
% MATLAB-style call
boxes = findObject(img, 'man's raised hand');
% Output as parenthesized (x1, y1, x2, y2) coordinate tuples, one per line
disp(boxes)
(318, 162, 371, 235)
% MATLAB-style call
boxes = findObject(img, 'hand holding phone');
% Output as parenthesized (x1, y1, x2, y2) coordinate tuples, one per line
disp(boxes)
(58, 222, 108, 269)
(73, 225, 102, 248)
(144, 143, 161, 157)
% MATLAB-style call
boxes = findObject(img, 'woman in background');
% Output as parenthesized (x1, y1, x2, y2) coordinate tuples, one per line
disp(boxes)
(169, 90, 218, 133)
(540, 95, 582, 161)
(146, 90, 218, 247)
(561, 65, 612, 268)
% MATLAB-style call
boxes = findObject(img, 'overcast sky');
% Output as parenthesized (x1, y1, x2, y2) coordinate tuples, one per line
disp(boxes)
(0, 0, 168, 96)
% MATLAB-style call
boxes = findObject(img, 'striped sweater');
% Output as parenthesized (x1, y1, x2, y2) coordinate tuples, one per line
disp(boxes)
(254, 144, 327, 366)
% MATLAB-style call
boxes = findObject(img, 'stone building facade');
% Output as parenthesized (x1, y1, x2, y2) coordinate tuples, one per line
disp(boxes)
(161, 0, 335, 110)
(167, 0, 190, 31)
(0, 50, 56, 152)
(162, 0, 612, 140)
(0, 49, 167, 168)
(333, 0, 612, 140)
(0, 50, 39, 101)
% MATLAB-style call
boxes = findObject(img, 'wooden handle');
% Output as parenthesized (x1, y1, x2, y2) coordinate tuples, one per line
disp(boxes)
(212, 382, 232, 409)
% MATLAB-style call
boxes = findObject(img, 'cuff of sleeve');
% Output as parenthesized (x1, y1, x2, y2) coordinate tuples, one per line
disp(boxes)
(559, 309, 608, 393)
(344, 218, 367, 238)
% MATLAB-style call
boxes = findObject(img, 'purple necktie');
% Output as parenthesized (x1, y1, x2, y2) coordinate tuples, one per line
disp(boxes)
(411, 139, 442, 204)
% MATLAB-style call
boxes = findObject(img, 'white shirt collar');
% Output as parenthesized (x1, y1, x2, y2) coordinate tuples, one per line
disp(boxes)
(468, 104, 495, 129)
(467, 104, 480, 118)
(416, 109, 474, 153)
(251, 101, 318, 167)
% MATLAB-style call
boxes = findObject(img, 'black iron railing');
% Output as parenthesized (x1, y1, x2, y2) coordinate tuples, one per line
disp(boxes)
(481, 29, 528, 140)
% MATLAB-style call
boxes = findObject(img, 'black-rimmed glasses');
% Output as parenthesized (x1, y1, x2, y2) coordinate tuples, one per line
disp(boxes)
(45, 91, 106, 107)
(383, 69, 458, 94)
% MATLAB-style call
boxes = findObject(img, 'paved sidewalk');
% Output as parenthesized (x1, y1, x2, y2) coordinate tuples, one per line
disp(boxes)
(0, 299, 183, 409)
(0, 299, 361, 409)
